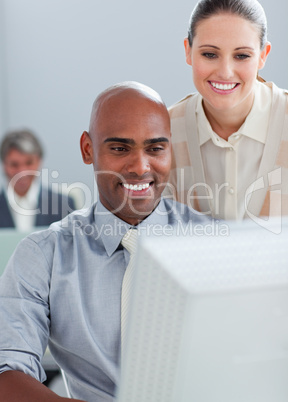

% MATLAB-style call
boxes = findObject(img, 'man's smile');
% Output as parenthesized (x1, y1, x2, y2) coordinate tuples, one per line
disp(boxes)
(120, 181, 154, 197)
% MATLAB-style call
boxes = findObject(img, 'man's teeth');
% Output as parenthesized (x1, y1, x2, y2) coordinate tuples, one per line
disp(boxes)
(123, 183, 150, 191)
(211, 82, 237, 90)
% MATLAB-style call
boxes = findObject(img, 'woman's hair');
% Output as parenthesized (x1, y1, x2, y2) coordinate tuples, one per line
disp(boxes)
(187, 0, 268, 50)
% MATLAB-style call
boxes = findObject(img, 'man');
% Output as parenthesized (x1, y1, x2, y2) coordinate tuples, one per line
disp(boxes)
(0, 82, 210, 401)
(0, 129, 76, 230)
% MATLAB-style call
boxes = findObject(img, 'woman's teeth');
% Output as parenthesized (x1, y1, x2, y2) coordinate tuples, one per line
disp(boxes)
(123, 183, 150, 191)
(211, 82, 237, 90)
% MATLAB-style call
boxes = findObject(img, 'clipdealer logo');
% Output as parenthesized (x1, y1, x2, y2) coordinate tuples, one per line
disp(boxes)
(245, 168, 282, 234)
(6, 167, 284, 234)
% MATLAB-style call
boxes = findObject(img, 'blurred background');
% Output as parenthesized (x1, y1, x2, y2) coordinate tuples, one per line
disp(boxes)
(0, 0, 287, 206)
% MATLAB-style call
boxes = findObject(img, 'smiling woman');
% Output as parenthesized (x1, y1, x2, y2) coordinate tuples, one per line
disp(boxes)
(186, 12, 270, 136)
(166, 0, 288, 222)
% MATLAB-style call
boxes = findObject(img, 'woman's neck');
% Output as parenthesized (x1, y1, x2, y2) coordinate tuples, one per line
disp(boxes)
(202, 97, 254, 141)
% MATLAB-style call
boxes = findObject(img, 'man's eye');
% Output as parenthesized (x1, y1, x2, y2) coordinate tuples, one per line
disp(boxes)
(202, 52, 217, 59)
(9, 163, 19, 168)
(148, 146, 164, 152)
(111, 146, 128, 152)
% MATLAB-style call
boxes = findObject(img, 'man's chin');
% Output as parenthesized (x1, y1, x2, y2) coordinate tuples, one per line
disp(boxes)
(13, 183, 31, 197)
(116, 201, 161, 225)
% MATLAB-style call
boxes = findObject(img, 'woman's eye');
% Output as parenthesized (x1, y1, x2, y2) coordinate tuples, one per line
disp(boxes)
(235, 54, 250, 60)
(202, 52, 217, 59)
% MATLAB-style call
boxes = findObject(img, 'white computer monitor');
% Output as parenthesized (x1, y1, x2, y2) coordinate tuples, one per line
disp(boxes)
(117, 218, 288, 402)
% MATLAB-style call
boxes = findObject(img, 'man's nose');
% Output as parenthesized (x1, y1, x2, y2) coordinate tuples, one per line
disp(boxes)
(14, 164, 32, 176)
(126, 152, 151, 176)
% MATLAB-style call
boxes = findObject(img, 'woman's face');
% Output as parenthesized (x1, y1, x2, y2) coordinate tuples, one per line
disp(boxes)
(185, 13, 271, 117)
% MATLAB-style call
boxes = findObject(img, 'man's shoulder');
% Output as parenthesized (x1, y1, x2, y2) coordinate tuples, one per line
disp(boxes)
(52, 203, 96, 231)
(0, 189, 6, 202)
(29, 203, 96, 243)
(0, 189, 13, 226)
(41, 187, 76, 208)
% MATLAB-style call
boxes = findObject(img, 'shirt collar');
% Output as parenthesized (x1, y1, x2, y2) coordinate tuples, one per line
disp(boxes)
(196, 94, 212, 147)
(240, 80, 271, 143)
(93, 199, 169, 257)
(196, 80, 272, 147)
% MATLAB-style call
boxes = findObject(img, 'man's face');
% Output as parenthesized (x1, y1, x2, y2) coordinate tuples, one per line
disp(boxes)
(3, 149, 41, 196)
(81, 90, 171, 225)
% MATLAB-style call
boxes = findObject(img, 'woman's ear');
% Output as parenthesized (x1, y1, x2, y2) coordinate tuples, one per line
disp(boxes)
(80, 131, 93, 165)
(184, 37, 192, 66)
(258, 41, 271, 70)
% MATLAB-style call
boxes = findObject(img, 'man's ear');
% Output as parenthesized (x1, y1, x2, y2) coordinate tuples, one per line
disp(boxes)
(184, 37, 192, 66)
(258, 41, 271, 70)
(80, 131, 93, 165)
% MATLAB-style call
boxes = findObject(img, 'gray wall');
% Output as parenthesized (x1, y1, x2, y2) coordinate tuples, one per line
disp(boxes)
(0, 0, 287, 203)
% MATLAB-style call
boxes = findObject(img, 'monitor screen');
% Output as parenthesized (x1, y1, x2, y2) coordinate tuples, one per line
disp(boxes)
(117, 218, 288, 402)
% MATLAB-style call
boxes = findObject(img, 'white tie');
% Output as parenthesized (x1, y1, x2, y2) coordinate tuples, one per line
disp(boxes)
(121, 228, 138, 352)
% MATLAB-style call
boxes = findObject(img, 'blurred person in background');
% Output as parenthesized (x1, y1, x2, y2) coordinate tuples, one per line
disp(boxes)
(0, 129, 76, 230)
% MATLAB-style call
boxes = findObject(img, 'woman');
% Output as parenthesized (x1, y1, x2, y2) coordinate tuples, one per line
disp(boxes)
(167, 0, 288, 221)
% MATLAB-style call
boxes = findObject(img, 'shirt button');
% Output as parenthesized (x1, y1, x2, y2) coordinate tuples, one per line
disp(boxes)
(228, 188, 234, 195)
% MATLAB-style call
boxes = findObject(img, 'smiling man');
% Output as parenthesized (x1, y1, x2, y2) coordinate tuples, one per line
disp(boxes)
(0, 82, 210, 402)
(80, 82, 171, 225)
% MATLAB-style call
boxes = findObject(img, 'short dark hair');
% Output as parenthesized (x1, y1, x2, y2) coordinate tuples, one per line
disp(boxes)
(187, 0, 268, 50)
(0, 129, 44, 161)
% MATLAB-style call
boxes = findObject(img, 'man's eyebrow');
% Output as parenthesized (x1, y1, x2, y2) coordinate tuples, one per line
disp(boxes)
(103, 137, 135, 144)
(103, 137, 169, 145)
(144, 137, 170, 145)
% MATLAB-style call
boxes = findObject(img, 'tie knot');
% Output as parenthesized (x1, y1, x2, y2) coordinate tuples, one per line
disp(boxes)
(121, 228, 138, 255)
